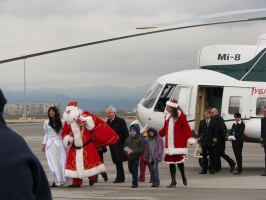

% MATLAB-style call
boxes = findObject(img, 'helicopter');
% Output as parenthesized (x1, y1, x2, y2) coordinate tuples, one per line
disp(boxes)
(130, 13, 266, 165)
(1, 9, 266, 166)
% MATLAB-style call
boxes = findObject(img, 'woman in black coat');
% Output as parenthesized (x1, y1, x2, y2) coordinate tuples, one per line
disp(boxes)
(228, 113, 245, 175)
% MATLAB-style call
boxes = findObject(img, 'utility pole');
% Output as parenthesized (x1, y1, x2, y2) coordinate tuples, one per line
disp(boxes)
(23, 59, 27, 119)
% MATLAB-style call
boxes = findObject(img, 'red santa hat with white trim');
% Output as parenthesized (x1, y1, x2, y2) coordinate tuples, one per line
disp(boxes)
(166, 99, 179, 108)
(65, 101, 79, 112)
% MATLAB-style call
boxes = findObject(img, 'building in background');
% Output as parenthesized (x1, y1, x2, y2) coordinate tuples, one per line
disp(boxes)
(4, 103, 60, 116)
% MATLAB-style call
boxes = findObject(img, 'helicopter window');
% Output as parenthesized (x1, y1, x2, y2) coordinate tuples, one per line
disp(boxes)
(154, 85, 176, 112)
(228, 96, 242, 115)
(142, 84, 162, 109)
(256, 97, 266, 116)
(139, 82, 157, 103)
(171, 86, 191, 114)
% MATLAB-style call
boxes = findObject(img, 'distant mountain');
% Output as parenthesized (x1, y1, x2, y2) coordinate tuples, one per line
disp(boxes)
(37, 85, 151, 101)
(2, 85, 151, 112)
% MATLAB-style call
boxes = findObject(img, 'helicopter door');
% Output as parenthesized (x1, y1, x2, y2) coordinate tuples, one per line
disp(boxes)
(220, 86, 253, 121)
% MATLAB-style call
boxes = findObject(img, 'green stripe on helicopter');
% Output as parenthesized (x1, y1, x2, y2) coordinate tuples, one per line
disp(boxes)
(201, 48, 266, 82)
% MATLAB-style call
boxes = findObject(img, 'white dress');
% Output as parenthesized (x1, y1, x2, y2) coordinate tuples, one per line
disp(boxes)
(42, 120, 69, 186)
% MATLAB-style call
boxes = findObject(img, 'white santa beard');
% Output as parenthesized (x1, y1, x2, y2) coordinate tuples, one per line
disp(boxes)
(63, 109, 80, 123)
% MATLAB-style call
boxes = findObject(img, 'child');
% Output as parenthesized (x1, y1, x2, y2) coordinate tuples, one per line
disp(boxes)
(124, 124, 145, 188)
(145, 126, 164, 187)
(139, 131, 153, 183)
(95, 147, 108, 182)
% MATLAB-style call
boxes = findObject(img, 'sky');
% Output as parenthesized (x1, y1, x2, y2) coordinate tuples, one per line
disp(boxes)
(1, 0, 266, 91)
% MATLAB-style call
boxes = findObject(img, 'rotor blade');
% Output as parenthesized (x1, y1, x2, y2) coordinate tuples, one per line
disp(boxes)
(136, 8, 266, 29)
(0, 17, 265, 65)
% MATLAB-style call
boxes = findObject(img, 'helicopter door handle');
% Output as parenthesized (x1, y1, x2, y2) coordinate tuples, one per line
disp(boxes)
(196, 104, 199, 113)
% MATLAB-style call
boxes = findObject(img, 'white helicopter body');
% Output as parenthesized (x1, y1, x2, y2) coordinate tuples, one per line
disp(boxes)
(132, 34, 266, 144)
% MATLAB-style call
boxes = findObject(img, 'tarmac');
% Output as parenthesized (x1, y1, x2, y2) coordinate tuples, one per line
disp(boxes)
(6, 120, 266, 200)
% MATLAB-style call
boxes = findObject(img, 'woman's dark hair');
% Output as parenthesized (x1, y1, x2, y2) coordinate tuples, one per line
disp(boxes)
(171, 106, 183, 121)
(48, 106, 62, 134)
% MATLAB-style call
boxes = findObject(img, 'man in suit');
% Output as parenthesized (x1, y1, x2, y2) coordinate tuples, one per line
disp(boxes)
(106, 106, 129, 183)
(211, 108, 236, 172)
(260, 107, 266, 176)
(198, 109, 218, 174)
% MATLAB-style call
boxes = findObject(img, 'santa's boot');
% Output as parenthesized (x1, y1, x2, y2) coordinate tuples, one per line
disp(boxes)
(101, 172, 108, 182)
(177, 163, 187, 186)
(68, 178, 81, 188)
(95, 174, 98, 183)
(261, 168, 266, 176)
(89, 176, 95, 186)
(167, 164, 177, 188)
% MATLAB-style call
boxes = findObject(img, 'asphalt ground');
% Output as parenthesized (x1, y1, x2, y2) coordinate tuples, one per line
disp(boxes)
(6, 119, 266, 200)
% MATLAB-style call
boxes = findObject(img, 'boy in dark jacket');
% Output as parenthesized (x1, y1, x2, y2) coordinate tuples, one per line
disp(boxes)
(124, 124, 145, 188)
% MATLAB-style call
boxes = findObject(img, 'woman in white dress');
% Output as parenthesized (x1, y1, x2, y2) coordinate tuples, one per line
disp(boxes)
(41, 106, 69, 187)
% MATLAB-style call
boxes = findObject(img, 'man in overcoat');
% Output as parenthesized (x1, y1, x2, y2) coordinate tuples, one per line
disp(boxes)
(198, 109, 218, 174)
(106, 106, 129, 183)
(211, 108, 236, 172)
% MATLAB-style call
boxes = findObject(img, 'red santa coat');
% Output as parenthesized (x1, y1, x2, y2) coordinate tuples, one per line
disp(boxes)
(61, 121, 105, 179)
(159, 112, 195, 164)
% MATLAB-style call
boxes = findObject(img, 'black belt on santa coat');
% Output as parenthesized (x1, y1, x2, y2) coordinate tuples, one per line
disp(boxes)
(72, 138, 93, 149)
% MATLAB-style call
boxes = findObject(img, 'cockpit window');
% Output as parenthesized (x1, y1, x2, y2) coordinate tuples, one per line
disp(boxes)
(140, 82, 157, 102)
(154, 84, 176, 112)
(142, 84, 162, 109)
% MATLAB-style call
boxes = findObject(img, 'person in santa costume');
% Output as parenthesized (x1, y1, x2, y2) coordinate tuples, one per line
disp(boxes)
(61, 101, 118, 188)
(159, 99, 195, 188)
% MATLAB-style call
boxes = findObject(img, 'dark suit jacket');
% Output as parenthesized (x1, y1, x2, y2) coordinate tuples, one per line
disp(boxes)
(106, 115, 129, 163)
(198, 118, 218, 147)
(261, 117, 266, 145)
(212, 114, 227, 142)
(229, 121, 245, 141)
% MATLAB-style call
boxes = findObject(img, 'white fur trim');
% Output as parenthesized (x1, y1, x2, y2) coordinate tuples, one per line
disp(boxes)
(166, 101, 178, 108)
(70, 121, 83, 147)
(168, 118, 174, 150)
(85, 116, 95, 131)
(76, 149, 85, 178)
(163, 155, 188, 164)
(63, 135, 71, 148)
(188, 137, 195, 145)
(65, 162, 106, 178)
(65, 106, 78, 112)
(164, 148, 188, 155)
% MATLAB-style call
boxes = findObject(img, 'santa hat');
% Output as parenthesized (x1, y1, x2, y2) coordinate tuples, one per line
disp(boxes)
(166, 99, 178, 108)
(65, 101, 78, 112)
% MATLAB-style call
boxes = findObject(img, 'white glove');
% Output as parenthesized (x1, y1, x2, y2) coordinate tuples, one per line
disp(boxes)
(69, 137, 74, 143)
